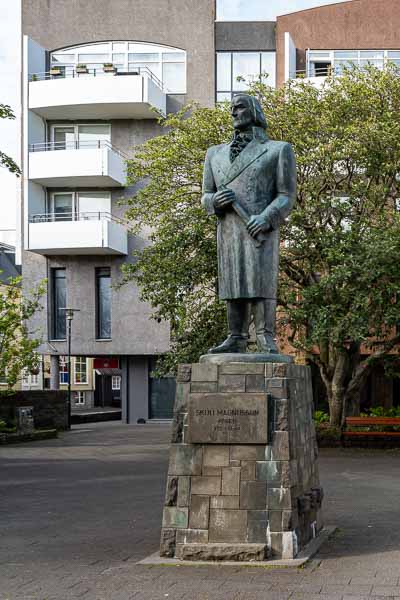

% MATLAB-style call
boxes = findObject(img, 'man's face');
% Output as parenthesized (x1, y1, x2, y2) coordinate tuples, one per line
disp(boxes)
(231, 96, 254, 131)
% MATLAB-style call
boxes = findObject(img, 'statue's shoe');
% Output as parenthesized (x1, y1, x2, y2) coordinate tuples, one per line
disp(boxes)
(208, 336, 247, 354)
(256, 334, 279, 354)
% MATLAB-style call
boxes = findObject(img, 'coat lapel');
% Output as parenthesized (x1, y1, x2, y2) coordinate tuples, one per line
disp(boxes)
(220, 139, 269, 188)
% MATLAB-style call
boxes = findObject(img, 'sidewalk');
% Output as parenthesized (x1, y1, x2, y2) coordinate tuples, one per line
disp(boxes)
(0, 423, 400, 600)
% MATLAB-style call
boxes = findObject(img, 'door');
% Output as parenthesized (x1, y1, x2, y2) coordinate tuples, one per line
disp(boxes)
(77, 192, 111, 220)
(50, 192, 75, 221)
(149, 377, 176, 419)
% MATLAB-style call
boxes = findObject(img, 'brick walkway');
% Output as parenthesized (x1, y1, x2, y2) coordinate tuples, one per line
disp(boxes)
(1, 422, 400, 600)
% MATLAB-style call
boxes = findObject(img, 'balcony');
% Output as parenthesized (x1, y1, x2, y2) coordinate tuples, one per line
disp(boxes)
(27, 212, 128, 255)
(28, 141, 127, 187)
(28, 67, 166, 119)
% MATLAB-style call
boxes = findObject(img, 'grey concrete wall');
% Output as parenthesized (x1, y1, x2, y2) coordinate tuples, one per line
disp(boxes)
(22, 0, 215, 107)
(26, 251, 169, 357)
(215, 22, 276, 51)
(121, 356, 149, 423)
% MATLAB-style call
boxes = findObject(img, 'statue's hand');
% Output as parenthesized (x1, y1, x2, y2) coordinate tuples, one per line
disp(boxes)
(213, 188, 235, 211)
(247, 214, 270, 238)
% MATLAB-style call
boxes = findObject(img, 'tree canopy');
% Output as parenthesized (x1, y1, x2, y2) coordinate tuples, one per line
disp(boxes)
(0, 104, 21, 176)
(0, 277, 44, 388)
(124, 65, 400, 425)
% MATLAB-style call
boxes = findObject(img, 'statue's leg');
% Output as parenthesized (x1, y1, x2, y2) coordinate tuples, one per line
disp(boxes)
(253, 298, 278, 354)
(208, 300, 250, 354)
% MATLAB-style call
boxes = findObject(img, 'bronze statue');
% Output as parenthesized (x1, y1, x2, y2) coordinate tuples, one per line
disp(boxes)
(201, 94, 296, 354)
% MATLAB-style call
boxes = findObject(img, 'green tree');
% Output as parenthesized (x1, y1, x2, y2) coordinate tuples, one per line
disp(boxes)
(124, 65, 400, 426)
(0, 277, 45, 388)
(0, 104, 21, 176)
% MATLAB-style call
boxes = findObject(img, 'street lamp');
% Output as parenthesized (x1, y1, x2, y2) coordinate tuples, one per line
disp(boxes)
(60, 307, 80, 429)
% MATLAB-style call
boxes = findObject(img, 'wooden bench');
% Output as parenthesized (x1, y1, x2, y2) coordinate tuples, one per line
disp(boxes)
(344, 417, 400, 437)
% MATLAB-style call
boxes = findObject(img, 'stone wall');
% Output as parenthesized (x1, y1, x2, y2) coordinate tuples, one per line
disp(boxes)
(160, 361, 323, 561)
(0, 390, 68, 430)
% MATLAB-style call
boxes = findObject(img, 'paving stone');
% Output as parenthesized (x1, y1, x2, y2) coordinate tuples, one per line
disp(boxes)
(240, 460, 256, 480)
(168, 445, 203, 476)
(245, 374, 265, 392)
(322, 584, 373, 594)
(209, 509, 247, 543)
(240, 481, 267, 509)
(221, 467, 241, 495)
(203, 446, 230, 468)
(177, 476, 190, 507)
(162, 507, 189, 529)
(218, 374, 246, 392)
(220, 363, 265, 375)
(189, 495, 210, 529)
(191, 363, 218, 382)
(230, 446, 258, 461)
(191, 476, 221, 496)
(372, 586, 400, 596)
(210, 495, 239, 509)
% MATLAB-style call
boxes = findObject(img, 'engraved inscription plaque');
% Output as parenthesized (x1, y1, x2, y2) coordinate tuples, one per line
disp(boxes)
(187, 393, 268, 444)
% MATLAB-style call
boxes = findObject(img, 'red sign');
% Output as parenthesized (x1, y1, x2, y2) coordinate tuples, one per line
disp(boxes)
(93, 358, 119, 369)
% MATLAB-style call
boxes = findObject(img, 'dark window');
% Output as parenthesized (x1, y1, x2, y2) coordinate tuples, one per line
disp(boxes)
(52, 268, 66, 339)
(96, 267, 111, 339)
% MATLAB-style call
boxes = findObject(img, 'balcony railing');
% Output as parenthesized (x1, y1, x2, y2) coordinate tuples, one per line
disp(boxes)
(294, 66, 334, 79)
(29, 211, 125, 224)
(28, 139, 128, 158)
(29, 65, 164, 90)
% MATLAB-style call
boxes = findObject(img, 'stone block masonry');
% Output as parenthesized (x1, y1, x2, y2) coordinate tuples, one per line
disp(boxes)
(160, 361, 323, 561)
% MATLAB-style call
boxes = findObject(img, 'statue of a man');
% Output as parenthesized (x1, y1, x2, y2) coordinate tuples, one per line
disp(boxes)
(201, 94, 296, 354)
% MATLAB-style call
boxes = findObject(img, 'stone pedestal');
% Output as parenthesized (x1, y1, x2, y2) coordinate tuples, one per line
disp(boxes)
(160, 360, 323, 561)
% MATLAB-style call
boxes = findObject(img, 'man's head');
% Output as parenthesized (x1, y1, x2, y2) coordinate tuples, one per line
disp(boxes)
(230, 94, 267, 131)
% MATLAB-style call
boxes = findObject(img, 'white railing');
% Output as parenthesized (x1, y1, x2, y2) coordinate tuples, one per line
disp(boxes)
(29, 65, 164, 90)
(28, 139, 128, 159)
(29, 211, 124, 224)
(294, 66, 335, 78)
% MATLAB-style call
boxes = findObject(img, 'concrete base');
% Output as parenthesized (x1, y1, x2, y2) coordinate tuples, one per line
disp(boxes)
(200, 353, 293, 364)
(140, 526, 335, 567)
(160, 361, 324, 562)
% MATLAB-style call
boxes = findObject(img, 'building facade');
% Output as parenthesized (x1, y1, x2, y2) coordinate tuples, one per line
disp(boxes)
(11, 0, 400, 419)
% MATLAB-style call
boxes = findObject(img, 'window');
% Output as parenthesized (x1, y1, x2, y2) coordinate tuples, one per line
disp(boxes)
(51, 124, 110, 150)
(216, 51, 276, 100)
(306, 49, 400, 78)
(73, 391, 86, 405)
(59, 356, 69, 385)
(112, 375, 121, 390)
(52, 268, 66, 340)
(96, 268, 111, 339)
(48, 191, 111, 222)
(49, 41, 187, 93)
(74, 357, 88, 384)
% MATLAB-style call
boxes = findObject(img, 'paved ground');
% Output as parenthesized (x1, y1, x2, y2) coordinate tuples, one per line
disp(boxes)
(1, 422, 400, 600)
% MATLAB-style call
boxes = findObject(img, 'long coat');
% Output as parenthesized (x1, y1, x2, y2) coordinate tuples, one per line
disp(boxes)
(201, 126, 296, 300)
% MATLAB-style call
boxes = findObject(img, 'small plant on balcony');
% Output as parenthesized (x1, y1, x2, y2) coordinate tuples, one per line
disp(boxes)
(103, 62, 116, 73)
(76, 63, 88, 74)
(31, 74, 38, 81)
(49, 66, 62, 76)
